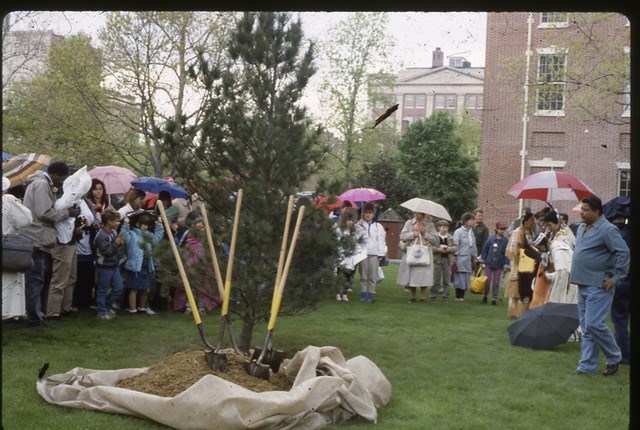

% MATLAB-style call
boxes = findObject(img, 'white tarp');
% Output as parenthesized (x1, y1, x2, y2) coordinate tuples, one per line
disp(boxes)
(36, 346, 392, 429)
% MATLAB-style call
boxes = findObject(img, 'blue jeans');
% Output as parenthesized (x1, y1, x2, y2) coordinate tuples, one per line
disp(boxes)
(610, 283, 630, 364)
(576, 285, 621, 372)
(24, 249, 51, 325)
(96, 266, 123, 316)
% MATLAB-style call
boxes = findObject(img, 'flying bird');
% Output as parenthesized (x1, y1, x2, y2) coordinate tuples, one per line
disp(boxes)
(369, 104, 399, 129)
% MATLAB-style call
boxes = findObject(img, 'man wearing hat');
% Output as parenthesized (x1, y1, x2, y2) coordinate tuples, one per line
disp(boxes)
(431, 219, 457, 301)
(478, 220, 510, 305)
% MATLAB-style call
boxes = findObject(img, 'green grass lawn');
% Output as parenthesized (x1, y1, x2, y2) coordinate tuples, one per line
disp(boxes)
(2, 264, 630, 429)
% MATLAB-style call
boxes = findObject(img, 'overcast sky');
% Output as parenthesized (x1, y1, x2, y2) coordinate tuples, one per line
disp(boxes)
(8, 11, 487, 114)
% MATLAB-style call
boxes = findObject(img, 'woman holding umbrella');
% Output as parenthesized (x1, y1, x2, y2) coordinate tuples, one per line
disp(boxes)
(396, 211, 438, 303)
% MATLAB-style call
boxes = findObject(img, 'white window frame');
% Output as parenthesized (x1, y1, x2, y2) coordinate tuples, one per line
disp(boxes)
(465, 95, 477, 109)
(538, 12, 569, 28)
(617, 164, 631, 197)
(434, 95, 445, 109)
(446, 95, 456, 109)
(535, 47, 567, 116)
(477, 95, 483, 109)
(415, 94, 425, 109)
(404, 95, 415, 109)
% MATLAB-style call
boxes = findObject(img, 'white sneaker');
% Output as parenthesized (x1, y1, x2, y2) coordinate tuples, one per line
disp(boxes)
(455, 298, 464, 301)
(184, 307, 192, 315)
(145, 307, 157, 315)
(98, 314, 114, 320)
(336, 294, 342, 301)
(111, 303, 121, 310)
(341, 294, 349, 301)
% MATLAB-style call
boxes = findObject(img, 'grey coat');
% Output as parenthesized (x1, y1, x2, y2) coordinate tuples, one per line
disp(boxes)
(396, 218, 439, 287)
(453, 226, 477, 273)
(20, 171, 69, 250)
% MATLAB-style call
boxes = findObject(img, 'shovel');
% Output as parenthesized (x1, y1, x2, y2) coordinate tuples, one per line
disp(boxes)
(198, 204, 226, 308)
(248, 195, 294, 370)
(157, 201, 218, 364)
(209, 188, 244, 371)
(244, 204, 305, 380)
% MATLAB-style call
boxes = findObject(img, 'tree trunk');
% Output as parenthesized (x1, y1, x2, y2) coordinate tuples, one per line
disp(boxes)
(238, 310, 257, 353)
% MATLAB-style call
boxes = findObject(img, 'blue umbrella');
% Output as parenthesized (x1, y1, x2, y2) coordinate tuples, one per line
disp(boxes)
(130, 177, 189, 199)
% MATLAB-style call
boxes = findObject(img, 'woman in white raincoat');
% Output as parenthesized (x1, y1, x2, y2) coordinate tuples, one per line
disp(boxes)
(2, 177, 33, 319)
(542, 211, 577, 304)
(396, 212, 438, 303)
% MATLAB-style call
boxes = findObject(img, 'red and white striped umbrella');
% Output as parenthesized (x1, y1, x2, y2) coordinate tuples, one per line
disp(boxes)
(507, 170, 594, 202)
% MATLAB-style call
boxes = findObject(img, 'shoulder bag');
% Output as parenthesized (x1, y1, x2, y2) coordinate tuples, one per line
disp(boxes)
(406, 236, 430, 266)
(2, 233, 34, 272)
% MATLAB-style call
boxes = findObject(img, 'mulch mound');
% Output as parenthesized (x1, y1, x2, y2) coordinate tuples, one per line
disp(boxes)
(116, 350, 293, 397)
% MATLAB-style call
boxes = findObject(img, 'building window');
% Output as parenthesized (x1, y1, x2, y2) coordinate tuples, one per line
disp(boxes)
(415, 95, 425, 109)
(536, 52, 566, 114)
(446, 95, 456, 109)
(374, 100, 385, 109)
(618, 169, 630, 197)
(435, 95, 445, 109)
(404, 95, 414, 109)
(539, 12, 569, 28)
(622, 48, 630, 117)
(477, 95, 483, 109)
(465, 95, 477, 109)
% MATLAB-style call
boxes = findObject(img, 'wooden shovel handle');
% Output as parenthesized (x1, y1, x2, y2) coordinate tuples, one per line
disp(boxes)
(199, 204, 225, 298)
(267, 205, 305, 331)
(157, 201, 202, 325)
(269, 195, 295, 316)
(221, 189, 243, 317)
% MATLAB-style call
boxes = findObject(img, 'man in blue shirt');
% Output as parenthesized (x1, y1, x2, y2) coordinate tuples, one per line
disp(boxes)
(570, 195, 630, 376)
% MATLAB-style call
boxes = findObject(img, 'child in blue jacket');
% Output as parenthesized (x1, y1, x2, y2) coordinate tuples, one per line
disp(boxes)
(120, 212, 164, 314)
(479, 221, 510, 305)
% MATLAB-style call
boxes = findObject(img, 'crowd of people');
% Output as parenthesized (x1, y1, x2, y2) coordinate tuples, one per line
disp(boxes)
(2, 163, 631, 376)
(328, 195, 630, 376)
(2, 162, 218, 327)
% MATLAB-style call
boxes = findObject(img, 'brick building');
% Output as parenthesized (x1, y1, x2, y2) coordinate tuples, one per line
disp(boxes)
(478, 12, 630, 228)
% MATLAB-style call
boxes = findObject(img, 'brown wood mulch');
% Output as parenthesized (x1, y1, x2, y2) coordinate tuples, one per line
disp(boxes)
(116, 349, 293, 397)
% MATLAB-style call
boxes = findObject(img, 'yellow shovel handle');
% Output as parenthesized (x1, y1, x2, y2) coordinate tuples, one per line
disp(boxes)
(268, 195, 294, 318)
(199, 204, 225, 298)
(267, 205, 305, 331)
(158, 201, 201, 325)
(222, 189, 243, 317)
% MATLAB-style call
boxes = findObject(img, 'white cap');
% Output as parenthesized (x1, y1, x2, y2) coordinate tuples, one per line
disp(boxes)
(2, 176, 10, 192)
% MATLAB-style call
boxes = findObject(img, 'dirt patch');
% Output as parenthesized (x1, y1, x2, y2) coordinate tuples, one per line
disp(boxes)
(117, 349, 293, 397)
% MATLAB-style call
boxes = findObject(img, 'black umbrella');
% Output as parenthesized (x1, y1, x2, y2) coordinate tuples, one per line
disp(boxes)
(507, 302, 579, 350)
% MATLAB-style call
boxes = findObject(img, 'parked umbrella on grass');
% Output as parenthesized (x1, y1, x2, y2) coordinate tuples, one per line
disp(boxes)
(507, 302, 579, 350)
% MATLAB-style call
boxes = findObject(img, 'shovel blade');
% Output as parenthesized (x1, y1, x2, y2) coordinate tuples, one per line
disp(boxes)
(252, 347, 286, 373)
(243, 360, 271, 381)
(206, 350, 228, 371)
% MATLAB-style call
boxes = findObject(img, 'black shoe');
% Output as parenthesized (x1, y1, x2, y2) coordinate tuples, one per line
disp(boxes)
(491, 300, 497, 305)
(28, 321, 47, 328)
(603, 362, 620, 376)
(481, 297, 487, 304)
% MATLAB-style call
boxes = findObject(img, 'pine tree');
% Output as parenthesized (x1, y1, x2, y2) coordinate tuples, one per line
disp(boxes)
(162, 12, 335, 352)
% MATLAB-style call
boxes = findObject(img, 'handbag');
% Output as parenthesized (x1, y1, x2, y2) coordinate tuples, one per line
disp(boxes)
(406, 236, 430, 266)
(2, 234, 34, 272)
(518, 248, 536, 273)
(470, 267, 487, 294)
(379, 255, 389, 266)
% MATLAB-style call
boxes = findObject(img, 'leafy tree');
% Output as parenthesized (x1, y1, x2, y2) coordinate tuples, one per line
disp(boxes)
(397, 111, 478, 222)
(354, 155, 417, 216)
(97, 12, 237, 177)
(317, 12, 396, 186)
(161, 12, 335, 352)
(455, 108, 482, 159)
(2, 34, 126, 167)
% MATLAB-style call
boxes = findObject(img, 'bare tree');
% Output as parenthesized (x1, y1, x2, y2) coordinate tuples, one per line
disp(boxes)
(97, 11, 237, 177)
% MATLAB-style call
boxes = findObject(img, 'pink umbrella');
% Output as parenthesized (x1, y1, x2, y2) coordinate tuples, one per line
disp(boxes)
(88, 165, 137, 195)
(571, 202, 582, 213)
(507, 171, 594, 202)
(338, 187, 386, 203)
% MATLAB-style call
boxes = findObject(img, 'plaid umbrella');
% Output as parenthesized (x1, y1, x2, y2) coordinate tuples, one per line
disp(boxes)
(2, 153, 52, 188)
